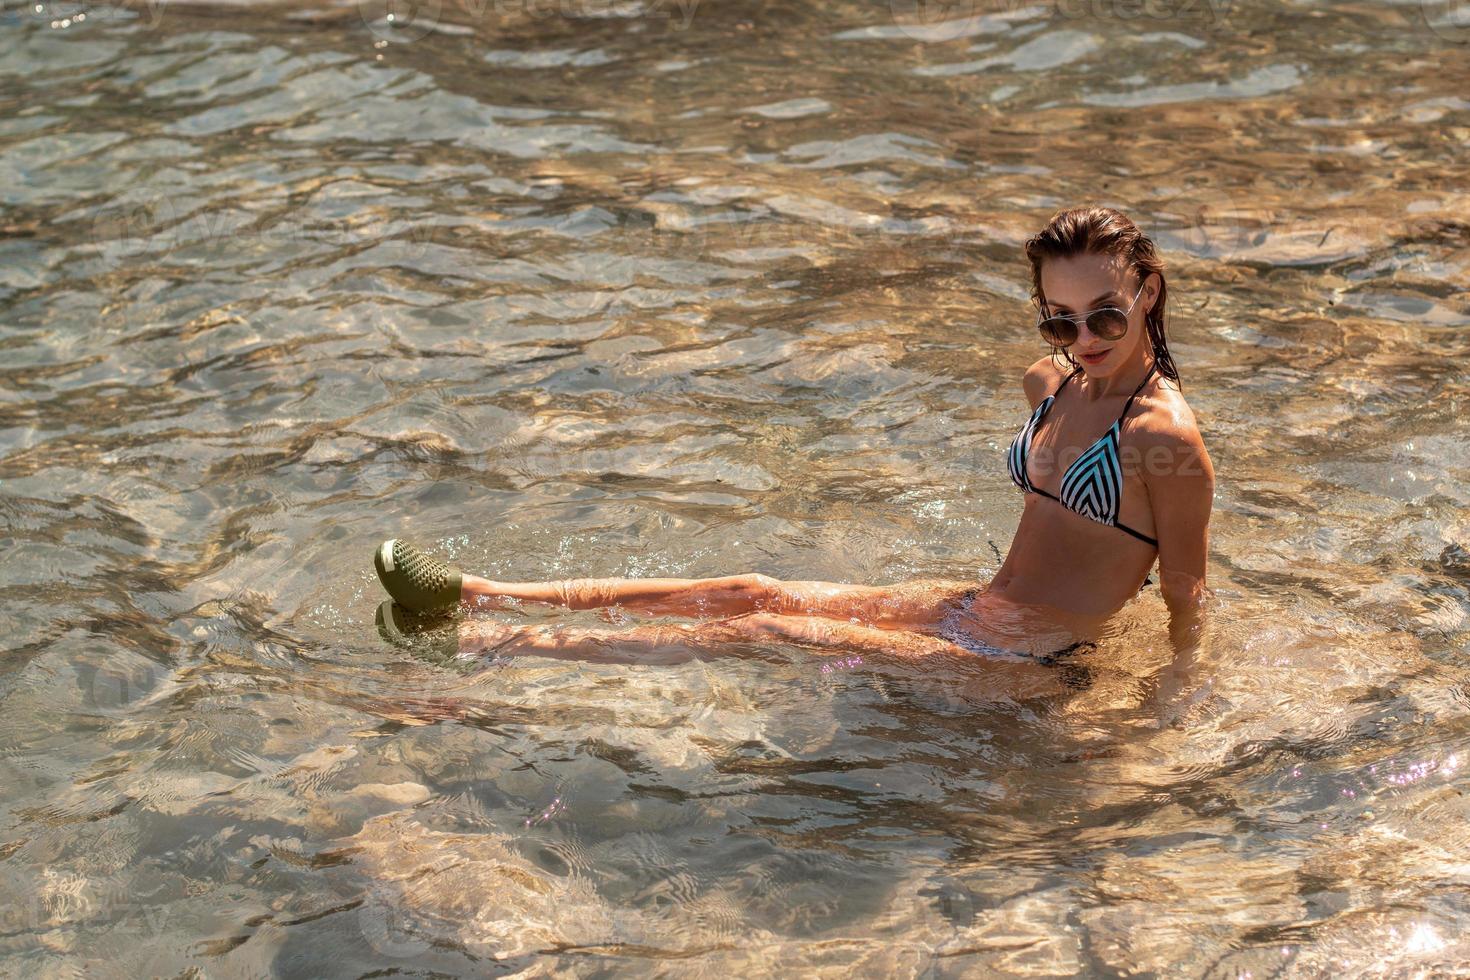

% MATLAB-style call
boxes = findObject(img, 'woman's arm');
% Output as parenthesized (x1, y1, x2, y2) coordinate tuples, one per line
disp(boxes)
(1135, 411, 1216, 717)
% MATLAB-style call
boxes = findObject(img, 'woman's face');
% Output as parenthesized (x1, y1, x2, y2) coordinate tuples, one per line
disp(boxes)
(1038, 251, 1158, 379)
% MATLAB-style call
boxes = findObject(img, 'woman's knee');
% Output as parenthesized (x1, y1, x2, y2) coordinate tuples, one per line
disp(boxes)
(721, 610, 788, 637)
(720, 573, 780, 605)
(722, 611, 846, 646)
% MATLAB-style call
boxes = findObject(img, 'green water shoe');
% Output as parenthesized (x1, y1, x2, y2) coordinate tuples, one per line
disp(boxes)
(374, 538, 463, 612)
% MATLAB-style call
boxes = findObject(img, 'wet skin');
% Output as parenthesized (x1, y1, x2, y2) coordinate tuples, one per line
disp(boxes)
(451, 251, 1214, 670)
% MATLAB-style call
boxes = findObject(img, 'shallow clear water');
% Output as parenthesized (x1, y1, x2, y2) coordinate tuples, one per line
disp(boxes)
(2, 0, 1469, 975)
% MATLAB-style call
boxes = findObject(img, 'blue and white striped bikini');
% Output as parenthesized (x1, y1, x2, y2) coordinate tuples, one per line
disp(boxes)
(1007, 363, 1158, 548)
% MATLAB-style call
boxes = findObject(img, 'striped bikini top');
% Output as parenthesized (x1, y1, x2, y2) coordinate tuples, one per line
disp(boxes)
(1007, 364, 1158, 547)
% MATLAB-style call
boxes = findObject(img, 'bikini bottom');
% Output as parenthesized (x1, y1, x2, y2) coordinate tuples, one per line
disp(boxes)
(938, 588, 1098, 692)
(1034, 642, 1098, 692)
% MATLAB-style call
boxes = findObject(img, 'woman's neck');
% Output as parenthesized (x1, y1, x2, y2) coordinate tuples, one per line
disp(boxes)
(1077, 351, 1157, 401)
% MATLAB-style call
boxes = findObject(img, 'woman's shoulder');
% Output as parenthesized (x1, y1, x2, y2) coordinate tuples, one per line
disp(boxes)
(1130, 377, 1213, 482)
(1021, 355, 1068, 408)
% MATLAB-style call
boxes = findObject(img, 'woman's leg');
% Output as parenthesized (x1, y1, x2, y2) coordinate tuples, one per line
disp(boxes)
(459, 609, 957, 661)
(462, 572, 976, 631)
(455, 610, 1068, 696)
(462, 572, 776, 619)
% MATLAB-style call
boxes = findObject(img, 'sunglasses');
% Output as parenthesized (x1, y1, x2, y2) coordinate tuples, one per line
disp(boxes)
(1036, 281, 1146, 348)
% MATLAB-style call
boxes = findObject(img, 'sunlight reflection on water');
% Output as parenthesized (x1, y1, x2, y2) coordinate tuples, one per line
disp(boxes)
(0, 0, 1467, 974)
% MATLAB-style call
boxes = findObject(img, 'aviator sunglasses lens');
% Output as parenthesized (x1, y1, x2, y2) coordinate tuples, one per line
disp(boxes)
(1038, 316, 1077, 347)
(1087, 309, 1129, 340)
(1037, 281, 1143, 347)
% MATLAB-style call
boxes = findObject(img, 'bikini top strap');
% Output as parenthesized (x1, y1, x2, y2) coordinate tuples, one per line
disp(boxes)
(1053, 364, 1084, 398)
(1119, 364, 1157, 420)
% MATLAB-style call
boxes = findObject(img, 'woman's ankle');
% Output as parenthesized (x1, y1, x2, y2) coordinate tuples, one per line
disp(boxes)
(464, 577, 524, 614)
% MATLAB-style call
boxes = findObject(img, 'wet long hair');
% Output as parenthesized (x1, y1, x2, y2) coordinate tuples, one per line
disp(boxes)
(1023, 206, 1181, 388)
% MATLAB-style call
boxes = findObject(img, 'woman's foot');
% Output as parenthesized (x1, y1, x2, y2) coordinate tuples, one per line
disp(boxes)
(375, 600, 463, 667)
(374, 538, 463, 612)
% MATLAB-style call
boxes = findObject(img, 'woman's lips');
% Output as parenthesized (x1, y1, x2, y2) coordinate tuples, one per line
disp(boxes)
(1079, 348, 1111, 363)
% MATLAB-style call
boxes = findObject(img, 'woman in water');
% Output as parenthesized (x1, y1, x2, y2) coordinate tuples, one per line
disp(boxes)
(372, 206, 1215, 700)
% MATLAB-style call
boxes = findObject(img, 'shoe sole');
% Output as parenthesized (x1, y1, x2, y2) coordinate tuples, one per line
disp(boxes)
(376, 600, 464, 665)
